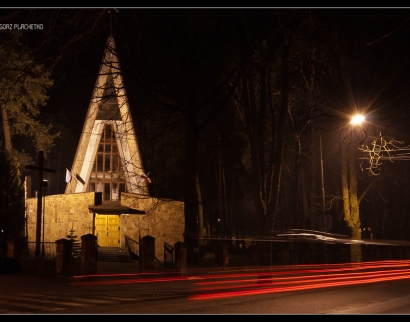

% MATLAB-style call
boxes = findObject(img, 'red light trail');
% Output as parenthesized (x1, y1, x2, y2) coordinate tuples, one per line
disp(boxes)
(69, 260, 410, 302)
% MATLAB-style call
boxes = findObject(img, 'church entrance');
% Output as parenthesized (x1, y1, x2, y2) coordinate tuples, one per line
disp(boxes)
(94, 214, 120, 247)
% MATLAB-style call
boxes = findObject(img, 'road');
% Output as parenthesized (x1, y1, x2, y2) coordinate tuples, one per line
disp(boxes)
(2, 260, 410, 314)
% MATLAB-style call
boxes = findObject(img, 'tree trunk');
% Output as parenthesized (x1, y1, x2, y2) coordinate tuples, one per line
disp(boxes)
(217, 139, 225, 237)
(291, 134, 301, 228)
(261, 37, 290, 237)
(348, 153, 362, 262)
(196, 173, 204, 246)
(183, 117, 199, 248)
(1, 105, 13, 154)
(341, 144, 362, 262)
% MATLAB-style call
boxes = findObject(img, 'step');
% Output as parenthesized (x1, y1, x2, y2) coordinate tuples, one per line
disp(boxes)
(97, 247, 133, 262)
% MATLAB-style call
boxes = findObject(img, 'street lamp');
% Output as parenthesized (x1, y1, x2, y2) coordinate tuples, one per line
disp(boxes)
(320, 113, 366, 230)
(343, 113, 366, 263)
(350, 114, 365, 125)
(349, 114, 367, 144)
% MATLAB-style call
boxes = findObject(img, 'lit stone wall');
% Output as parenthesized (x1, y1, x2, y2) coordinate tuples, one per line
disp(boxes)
(26, 191, 185, 264)
(121, 193, 185, 262)
(26, 192, 95, 243)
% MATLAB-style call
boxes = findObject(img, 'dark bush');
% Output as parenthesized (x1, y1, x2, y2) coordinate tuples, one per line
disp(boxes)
(0, 257, 22, 274)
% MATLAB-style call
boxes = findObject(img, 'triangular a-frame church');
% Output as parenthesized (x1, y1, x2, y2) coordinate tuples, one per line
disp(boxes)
(25, 35, 185, 261)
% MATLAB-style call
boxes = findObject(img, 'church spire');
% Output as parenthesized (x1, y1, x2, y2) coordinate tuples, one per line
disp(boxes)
(65, 33, 149, 198)
(107, 8, 119, 35)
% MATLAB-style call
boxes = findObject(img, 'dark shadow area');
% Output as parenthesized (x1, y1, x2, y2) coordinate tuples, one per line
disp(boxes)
(0, 257, 22, 274)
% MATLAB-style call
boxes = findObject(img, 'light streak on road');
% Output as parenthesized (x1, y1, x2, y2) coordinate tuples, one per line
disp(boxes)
(190, 260, 410, 300)
(69, 259, 410, 302)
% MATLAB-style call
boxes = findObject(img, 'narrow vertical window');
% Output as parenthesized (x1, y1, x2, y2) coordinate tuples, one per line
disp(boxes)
(87, 123, 127, 200)
(97, 154, 103, 172)
(112, 183, 118, 201)
(104, 183, 110, 201)
(104, 154, 111, 172)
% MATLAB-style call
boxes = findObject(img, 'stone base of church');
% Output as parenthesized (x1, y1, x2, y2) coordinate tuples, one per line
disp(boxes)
(25, 192, 185, 264)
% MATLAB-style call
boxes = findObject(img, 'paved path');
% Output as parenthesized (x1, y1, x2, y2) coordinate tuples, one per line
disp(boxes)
(97, 261, 141, 274)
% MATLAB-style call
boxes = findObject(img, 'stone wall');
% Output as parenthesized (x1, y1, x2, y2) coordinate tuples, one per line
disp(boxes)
(121, 193, 185, 262)
(26, 192, 185, 264)
(26, 192, 95, 243)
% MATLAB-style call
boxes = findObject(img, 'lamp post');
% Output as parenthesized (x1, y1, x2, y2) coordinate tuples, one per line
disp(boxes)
(24, 151, 55, 259)
(319, 134, 328, 265)
(343, 113, 365, 263)
(42, 180, 48, 258)
(0, 229, 3, 258)
(320, 112, 366, 232)
(320, 134, 326, 232)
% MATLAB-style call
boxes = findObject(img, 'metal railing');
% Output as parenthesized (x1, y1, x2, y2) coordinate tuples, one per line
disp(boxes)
(24, 242, 57, 259)
(17, 241, 82, 260)
(125, 235, 139, 260)
(164, 242, 174, 267)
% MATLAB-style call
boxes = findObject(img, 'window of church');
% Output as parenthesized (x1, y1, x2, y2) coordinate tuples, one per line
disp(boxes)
(87, 123, 127, 201)
(112, 183, 118, 201)
(97, 154, 103, 171)
(104, 182, 110, 200)
(104, 154, 110, 172)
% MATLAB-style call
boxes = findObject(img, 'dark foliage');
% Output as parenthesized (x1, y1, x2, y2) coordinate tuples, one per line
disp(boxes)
(66, 227, 81, 261)
(0, 149, 25, 242)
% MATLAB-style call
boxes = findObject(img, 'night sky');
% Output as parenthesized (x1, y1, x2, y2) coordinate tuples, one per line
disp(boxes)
(16, 9, 410, 133)
(2, 8, 410, 238)
(4, 9, 409, 129)
(2, 8, 410, 172)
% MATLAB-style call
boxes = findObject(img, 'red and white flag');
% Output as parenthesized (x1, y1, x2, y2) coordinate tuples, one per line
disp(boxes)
(140, 173, 151, 184)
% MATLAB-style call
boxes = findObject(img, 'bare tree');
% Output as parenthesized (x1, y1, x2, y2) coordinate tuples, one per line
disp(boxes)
(359, 133, 410, 176)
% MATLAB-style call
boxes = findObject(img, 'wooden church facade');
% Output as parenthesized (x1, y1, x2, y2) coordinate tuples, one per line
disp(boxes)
(25, 35, 185, 262)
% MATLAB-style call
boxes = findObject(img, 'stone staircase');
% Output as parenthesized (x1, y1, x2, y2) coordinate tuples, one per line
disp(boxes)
(97, 247, 133, 262)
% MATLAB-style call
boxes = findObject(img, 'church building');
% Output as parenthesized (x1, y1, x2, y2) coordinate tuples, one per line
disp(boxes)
(25, 35, 185, 262)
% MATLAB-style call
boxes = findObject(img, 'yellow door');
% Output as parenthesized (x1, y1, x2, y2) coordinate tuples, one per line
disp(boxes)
(94, 214, 120, 247)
